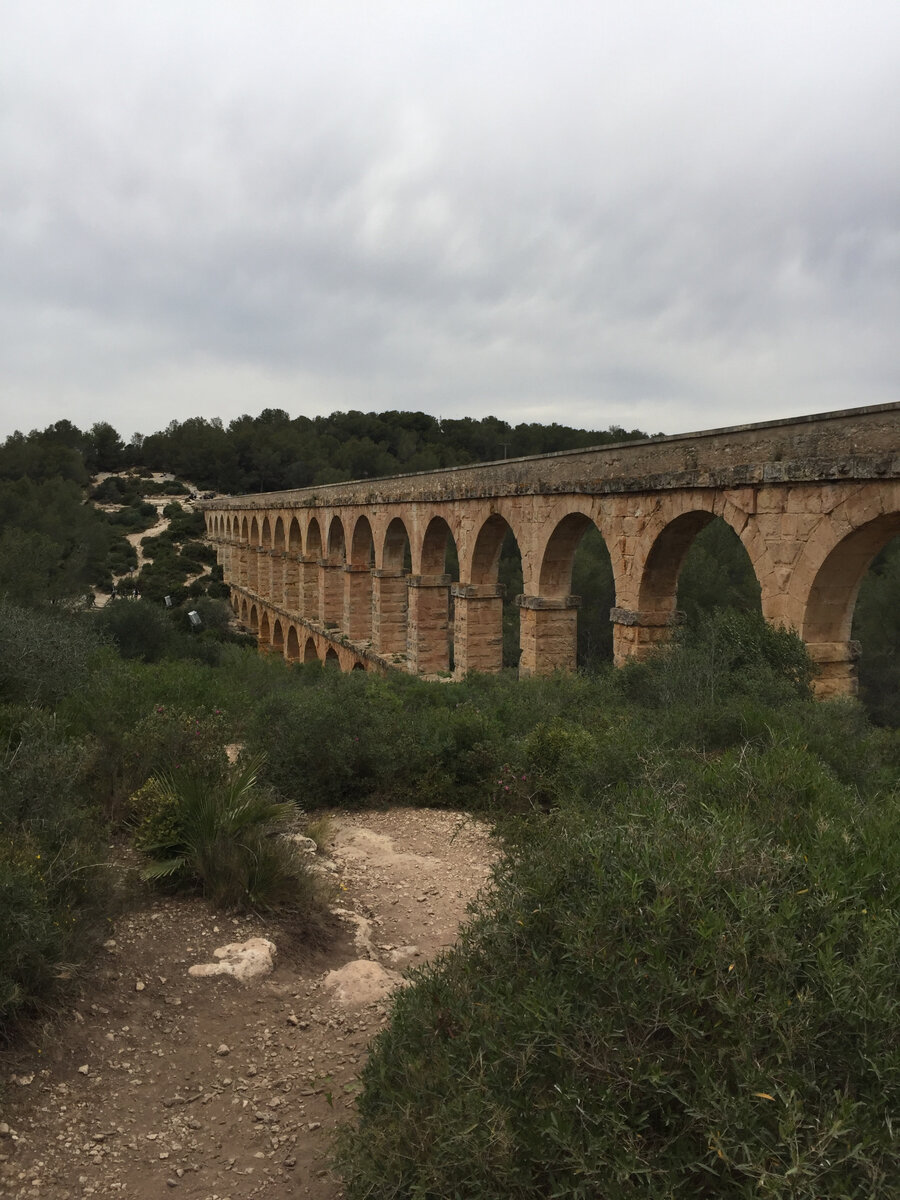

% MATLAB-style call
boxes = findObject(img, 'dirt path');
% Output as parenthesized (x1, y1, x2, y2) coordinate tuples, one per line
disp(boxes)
(0, 810, 493, 1199)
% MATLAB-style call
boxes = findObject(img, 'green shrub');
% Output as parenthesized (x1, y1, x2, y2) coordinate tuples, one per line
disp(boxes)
(252, 670, 473, 809)
(167, 510, 206, 540)
(122, 705, 231, 798)
(0, 600, 103, 706)
(135, 752, 326, 914)
(137, 534, 167, 560)
(620, 609, 812, 712)
(135, 558, 189, 604)
(181, 539, 217, 565)
(105, 502, 159, 532)
(0, 833, 113, 1034)
(94, 597, 175, 662)
(90, 476, 136, 504)
(338, 761, 900, 1198)
(142, 478, 189, 497)
(0, 702, 119, 1038)
(0, 707, 90, 832)
(182, 596, 233, 634)
(105, 538, 138, 576)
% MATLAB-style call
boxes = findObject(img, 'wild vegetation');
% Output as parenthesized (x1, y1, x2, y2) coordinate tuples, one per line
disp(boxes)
(2, 590, 898, 1194)
(0, 410, 898, 1194)
(333, 621, 900, 1198)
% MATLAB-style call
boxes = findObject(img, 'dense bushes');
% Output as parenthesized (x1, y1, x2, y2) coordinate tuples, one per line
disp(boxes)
(102, 500, 158, 532)
(339, 759, 900, 1197)
(134, 750, 328, 918)
(249, 612, 822, 813)
(0, 477, 124, 604)
(93, 596, 240, 665)
(90, 474, 188, 504)
(336, 626, 900, 1198)
(1, 585, 898, 1200)
(0, 832, 113, 1032)
(0, 601, 255, 1036)
(0, 701, 118, 1034)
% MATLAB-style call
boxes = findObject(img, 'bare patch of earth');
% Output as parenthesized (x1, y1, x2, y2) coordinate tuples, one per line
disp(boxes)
(0, 810, 493, 1199)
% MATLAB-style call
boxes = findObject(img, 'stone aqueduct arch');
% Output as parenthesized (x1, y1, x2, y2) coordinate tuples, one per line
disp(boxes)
(200, 405, 900, 697)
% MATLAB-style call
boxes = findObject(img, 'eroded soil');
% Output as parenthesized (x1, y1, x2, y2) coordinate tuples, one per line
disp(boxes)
(0, 809, 493, 1199)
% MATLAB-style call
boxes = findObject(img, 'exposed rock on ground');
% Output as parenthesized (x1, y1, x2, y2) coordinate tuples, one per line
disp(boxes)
(188, 940, 277, 984)
(0, 809, 493, 1199)
(322, 961, 401, 1009)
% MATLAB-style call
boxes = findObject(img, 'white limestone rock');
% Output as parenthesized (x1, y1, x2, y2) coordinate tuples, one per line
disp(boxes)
(322, 959, 400, 1007)
(188, 938, 276, 983)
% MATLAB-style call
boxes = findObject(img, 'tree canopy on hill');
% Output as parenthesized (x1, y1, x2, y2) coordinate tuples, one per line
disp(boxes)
(132, 408, 651, 494)
(2, 409, 651, 496)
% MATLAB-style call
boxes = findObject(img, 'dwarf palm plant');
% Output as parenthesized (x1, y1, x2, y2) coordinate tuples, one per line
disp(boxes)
(138, 752, 310, 910)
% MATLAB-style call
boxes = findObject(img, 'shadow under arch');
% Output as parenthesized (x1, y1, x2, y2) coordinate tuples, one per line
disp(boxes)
(533, 512, 615, 671)
(414, 516, 459, 675)
(248, 517, 261, 591)
(304, 636, 319, 663)
(467, 512, 524, 672)
(803, 514, 900, 645)
(346, 516, 376, 641)
(351, 515, 375, 565)
(676, 516, 762, 624)
(306, 517, 323, 560)
(631, 508, 761, 666)
(324, 646, 340, 668)
(637, 510, 719, 615)
(853, 531, 900, 725)
(375, 517, 410, 657)
(327, 516, 347, 563)
(802, 514, 900, 700)
(272, 618, 285, 655)
(239, 516, 250, 586)
(304, 518, 325, 623)
(382, 516, 411, 571)
(420, 515, 458, 577)
(286, 626, 300, 662)
(539, 512, 597, 598)
(322, 517, 347, 627)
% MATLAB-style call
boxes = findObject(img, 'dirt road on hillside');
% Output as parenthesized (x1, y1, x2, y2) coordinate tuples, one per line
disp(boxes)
(0, 810, 493, 1200)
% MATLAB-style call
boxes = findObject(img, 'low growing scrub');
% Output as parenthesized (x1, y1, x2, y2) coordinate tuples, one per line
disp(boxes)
(0, 832, 116, 1036)
(0, 702, 120, 1038)
(338, 757, 900, 1198)
(135, 752, 328, 917)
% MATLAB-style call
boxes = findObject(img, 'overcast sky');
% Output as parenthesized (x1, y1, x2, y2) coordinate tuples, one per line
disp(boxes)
(2, 1, 898, 444)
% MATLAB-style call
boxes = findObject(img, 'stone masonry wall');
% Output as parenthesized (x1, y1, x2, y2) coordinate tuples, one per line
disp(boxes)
(204, 403, 900, 512)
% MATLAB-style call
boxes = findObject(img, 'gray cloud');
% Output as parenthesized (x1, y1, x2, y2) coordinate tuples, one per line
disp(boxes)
(2, 0, 899, 441)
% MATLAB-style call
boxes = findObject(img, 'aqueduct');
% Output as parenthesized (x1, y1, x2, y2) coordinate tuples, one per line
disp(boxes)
(200, 403, 900, 697)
